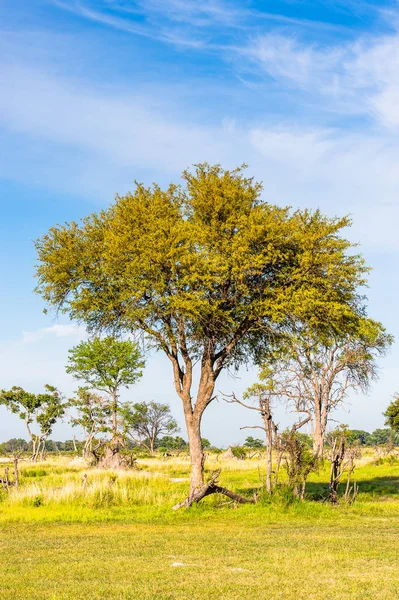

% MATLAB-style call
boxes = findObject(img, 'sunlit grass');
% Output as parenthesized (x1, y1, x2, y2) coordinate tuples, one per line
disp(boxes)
(1, 452, 399, 598)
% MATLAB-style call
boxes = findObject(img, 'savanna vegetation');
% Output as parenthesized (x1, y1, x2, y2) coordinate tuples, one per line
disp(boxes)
(1, 164, 398, 599)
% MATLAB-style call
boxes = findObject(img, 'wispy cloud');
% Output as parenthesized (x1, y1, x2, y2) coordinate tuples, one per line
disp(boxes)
(50, 0, 399, 130)
(245, 29, 399, 126)
(1, 57, 399, 251)
(52, 0, 209, 48)
(0, 63, 235, 172)
(21, 324, 85, 345)
(51, 0, 357, 51)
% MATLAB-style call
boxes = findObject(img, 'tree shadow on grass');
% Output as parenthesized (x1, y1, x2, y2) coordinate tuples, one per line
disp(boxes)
(216, 476, 399, 505)
(305, 476, 399, 500)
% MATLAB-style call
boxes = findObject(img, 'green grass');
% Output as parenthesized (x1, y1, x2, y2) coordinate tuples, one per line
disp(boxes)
(1, 453, 399, 599)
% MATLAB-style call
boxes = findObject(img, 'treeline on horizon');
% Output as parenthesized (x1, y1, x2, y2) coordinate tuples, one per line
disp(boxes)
(2, 428, 399, 456)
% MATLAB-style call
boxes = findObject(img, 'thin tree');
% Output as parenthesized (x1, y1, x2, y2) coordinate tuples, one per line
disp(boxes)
(258, 321, 392, 457)
(68, 388, 109, 461)
(225, 384, 280, 493)
(120, 400, 179, 455)
(226, 384, 311, 493)
(35, 163, 369, 507)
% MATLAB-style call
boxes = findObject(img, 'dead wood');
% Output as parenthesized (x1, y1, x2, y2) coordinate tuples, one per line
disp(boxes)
(172, 469, 257, 510)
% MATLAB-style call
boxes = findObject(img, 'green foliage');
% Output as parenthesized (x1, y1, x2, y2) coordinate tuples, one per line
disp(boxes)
(346, 429, 370, 445)
(244, 436, 264, 449)
(66, 337, 144, 394)
(0, 385, 65, 443)
(0, 386, 42, 426)
(36, 163, 369, 373)
(384, 394, 399, 431)
(368, 428, 399, 446)
(156, 436, 188, 451)
(296, 433, 313, 448)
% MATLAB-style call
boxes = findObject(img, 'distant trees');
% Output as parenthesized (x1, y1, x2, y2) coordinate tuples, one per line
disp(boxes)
(0, 438, 29, 454)
(257, 319, 392, 457)
(120, 401, 179, 455)
(35, 162, 381, 507)
(368, 428, 399, 446)
(346, 430, 370, 446)
(0, 385, 65, 461)
(156, 436, 188, 452)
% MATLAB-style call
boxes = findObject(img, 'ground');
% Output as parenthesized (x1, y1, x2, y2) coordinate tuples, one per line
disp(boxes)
(1, 453, 399, 599)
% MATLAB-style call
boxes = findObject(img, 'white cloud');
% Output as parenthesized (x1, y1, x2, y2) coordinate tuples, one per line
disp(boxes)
(1, 60, 399, 251)
(0, 63, 234, 174)
(21, 324, 85, 345)
(245, 29, 399, 128)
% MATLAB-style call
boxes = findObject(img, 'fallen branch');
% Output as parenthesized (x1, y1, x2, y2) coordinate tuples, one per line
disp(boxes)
(172, 470, 257, 510)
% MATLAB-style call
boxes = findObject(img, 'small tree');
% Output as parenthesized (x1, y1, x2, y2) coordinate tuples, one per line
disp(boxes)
(225, 383, 289, 492)
(120, 401, 179, 455)
(327, 426, 361, 504)
(68, 388, 109, 461)
(201, 438, 211, 449)
(66, 337, 144, 467)
(34, 386, 66, 460)
(0, 385, 65, 461)
(278, 428, 319, 499)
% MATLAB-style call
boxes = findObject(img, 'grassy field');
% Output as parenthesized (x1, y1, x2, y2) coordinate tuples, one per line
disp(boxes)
(1, 453, 399, 599)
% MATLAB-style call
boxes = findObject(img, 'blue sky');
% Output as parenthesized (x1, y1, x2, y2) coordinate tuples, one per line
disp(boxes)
(1, 0, 399, 445)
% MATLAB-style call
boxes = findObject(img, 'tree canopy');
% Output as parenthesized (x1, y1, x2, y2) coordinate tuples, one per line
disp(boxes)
(384, 395, 399, 432)
(66, 336, 144, 395)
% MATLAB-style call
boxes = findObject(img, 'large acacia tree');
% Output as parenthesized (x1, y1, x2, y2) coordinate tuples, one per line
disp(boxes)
(35, 163, 368, 505)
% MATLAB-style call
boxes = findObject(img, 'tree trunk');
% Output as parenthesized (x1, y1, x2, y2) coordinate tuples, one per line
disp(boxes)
(313, 405, 324, 457)
(149, 437, 155, 457)
(173, 402, 256, 510)
(264, 415, 273, 493)
(186, 414, 205, 498)
(13, 457, 19, 489)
